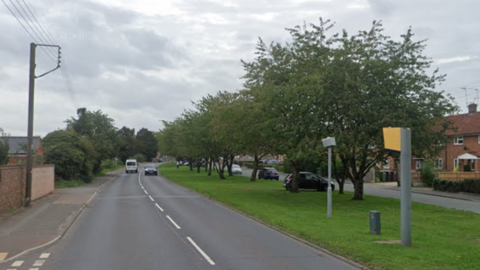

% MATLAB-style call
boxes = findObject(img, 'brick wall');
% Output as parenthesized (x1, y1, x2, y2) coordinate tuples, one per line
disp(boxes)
(0, 164, 54, 215)
(0, 165, 25, 214)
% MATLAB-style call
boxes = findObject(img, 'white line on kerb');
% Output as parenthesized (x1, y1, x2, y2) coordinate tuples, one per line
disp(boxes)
(186, 237, 215, 265)
(148, 195, 154, 202)
(155, 203, 164, 212)
(166, 215, 181, 229)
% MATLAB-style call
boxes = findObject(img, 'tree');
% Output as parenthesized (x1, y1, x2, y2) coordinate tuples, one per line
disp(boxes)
(43, 130, 96, 181)
(66, 108, 120, 173)
(0, 128, 9, 165)
(117, 126, 136, 163)
(135, 128, 158, 161)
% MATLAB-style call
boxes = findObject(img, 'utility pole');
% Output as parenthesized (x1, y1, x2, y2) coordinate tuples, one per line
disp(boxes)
(25, 42, 61, 207)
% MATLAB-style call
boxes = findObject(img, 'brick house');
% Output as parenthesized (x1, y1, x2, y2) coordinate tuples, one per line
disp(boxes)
(436, 103, 480, 172)
(4, 136, 44, 165)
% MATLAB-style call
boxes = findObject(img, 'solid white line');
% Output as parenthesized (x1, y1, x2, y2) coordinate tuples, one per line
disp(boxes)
(32, 260, 44, 266)
(186, 237, 215, 265)
(11, 260, 23, 267)
(166, 215, 181, 229)
(155, 203, 164, 212)
(39, 253, 50, 259)
(148, 195, 154, 202)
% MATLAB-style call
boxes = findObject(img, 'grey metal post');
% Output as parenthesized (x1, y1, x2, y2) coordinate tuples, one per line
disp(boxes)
(25, 42, 36, 207)
(327, 146, 332, 219)
(400, 128, 412, 246)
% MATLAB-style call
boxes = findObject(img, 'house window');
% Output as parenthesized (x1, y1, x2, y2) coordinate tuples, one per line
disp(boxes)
(383, 159, 390, 169)
(471, 160, 475, 171)
(454, 136, 464, 145)
(434, 158, 443, 170)
(415, 160, 423, 170)
(454, 158, 459, 169)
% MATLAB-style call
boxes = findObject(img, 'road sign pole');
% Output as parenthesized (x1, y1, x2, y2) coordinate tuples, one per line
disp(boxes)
(327, 146, 332, 219)
(400, 128, 412, 246)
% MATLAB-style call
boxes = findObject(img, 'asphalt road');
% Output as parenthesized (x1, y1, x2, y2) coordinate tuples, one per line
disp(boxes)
(3, 164, 358, 270)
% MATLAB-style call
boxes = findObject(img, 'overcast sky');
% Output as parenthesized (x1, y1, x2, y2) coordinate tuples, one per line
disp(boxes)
(1, 0, 479, 137)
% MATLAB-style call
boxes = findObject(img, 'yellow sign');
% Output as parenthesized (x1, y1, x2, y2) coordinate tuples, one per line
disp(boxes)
(383, 127, 401, 152)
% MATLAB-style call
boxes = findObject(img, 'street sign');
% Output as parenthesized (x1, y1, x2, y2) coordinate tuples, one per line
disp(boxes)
(383, 127, 401, 152)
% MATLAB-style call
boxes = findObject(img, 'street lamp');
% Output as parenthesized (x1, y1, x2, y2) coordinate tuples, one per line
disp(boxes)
(322, 137, 336, 219)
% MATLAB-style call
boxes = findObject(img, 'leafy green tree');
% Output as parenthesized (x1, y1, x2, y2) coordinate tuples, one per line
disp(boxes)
(0, 128, 9, 165)
(117, 126, 136, 162)
(43, 130, 96, 182)
(66, 108, 120, 173)
(135, 128, 158, 161)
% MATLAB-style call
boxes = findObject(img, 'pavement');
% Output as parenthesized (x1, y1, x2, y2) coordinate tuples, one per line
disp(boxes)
(0, 170, 121, 264)
(1, 166, 479, 265)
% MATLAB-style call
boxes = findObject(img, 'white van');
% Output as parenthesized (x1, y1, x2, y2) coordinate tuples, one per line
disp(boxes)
(125, 159, 138, 173)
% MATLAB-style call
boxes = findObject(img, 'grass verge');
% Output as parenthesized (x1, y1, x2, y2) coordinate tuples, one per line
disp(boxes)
(55, 179, 85, 188)
(160, 163, 480, 270)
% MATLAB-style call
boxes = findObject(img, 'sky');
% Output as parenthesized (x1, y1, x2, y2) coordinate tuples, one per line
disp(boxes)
(1, 0, 479, 137)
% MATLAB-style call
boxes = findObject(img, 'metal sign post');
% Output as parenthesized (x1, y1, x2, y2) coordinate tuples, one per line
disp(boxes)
(400, 128, 412, 246)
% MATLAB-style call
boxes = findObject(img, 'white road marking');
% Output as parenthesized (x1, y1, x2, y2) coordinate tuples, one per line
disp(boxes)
(29, 268, 39, 270)
(186, 237, 216, 265)
(11, 261, 23, 267)
(0, 252, 8, 261)
(144, 190, 148, 195)
(6, 268, 16, 270)
(155, 203, 164, 212)
(39, 253, 50, 259)
(148, 195, 154, 202)
(166, 215, 181, 229)
(33, 260, 45, 266)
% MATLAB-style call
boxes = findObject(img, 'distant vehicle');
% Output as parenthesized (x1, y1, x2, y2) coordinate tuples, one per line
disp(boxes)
(258, 167, 279, 180)
(125, 159, 138, 174)
(144, 166, 158, 176)
(232, 164, 242, 174)
(263, 159, 270, 164)
(283, 172, 335, 191)
(267, 160, 279, 165)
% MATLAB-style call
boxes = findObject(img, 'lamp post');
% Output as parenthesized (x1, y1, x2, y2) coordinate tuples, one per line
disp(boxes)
(322, 137, 336, 219)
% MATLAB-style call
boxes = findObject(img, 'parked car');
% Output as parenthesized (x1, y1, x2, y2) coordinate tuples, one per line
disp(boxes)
(232, 164, 243, 174)
(258, 167, 279, 180)
(283, 172, 335, 191)
(267, 160, 280, 165)
(144, 166, 158, 176)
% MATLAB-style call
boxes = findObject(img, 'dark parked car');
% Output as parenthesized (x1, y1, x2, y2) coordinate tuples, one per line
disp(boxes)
(283, 172, 335, 191)
(144, 166, 158, 176)
(258, 167, 279, 180)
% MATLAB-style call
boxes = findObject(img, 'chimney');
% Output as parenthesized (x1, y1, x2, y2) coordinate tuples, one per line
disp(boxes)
(468, 103, 477, 114)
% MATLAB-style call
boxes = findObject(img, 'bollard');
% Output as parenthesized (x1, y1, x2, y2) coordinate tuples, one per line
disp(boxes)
(369, 211, 381, 235)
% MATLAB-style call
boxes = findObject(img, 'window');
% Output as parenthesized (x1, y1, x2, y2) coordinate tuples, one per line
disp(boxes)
(471, 160, 475, 171)
(454, 158, 459, 169)
(434, 158, 443, 170)
(383, 159, 390, 169)
(415, 160, 423, 170)
(454, 136, 464, 145)
(478, 135, 480, 144)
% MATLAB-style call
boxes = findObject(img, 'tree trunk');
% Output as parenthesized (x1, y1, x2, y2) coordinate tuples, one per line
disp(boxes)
(338, 178, 345, 194)
(251, 155, 259, 181)
(290, 168, 299, 193)
(208, 158, 212, 176)
(352, 177, 364, 200)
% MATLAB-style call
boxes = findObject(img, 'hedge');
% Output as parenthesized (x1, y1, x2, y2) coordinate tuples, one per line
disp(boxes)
(432, 178, 480, 194)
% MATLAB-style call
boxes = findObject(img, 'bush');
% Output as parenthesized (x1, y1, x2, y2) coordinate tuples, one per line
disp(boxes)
(432, 178, 464, 193)
(101, 159, 122, 171)
(419, 161, 436, 187)
(463, 179, 480, 194)
(132, 153, 146, 162)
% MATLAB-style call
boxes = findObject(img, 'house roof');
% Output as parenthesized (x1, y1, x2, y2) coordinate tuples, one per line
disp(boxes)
(445, 111, 480, 136)
(2, 136, 41, 155)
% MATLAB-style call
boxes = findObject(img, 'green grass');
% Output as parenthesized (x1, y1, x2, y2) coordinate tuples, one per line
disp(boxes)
(160, 163, 480, 270)
(99, 165, 125, 176)
(55, 179, 85, 188)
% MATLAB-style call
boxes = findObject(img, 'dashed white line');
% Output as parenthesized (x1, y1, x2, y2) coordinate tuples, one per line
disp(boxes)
(39, 253, 50, 259)
(155, 203, 164, 212)
(166, 215, 181, 229)
(11, 260, 23, 267)
(29, 268, 40, 270)
(32, 260, 44, 267)
(148, 195, 154, 202)
(144, 190, 148, 195)
(186, 237, 215, 265)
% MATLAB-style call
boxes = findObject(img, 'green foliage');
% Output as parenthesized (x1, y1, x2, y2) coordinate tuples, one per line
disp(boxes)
(100, 158, 121, 171)
(55, 179, 85, 188)
(133, 153, 146, 162)
(419, 161, 436, 187)
(66, 108, 119, 173)
(135, 128, 158, 161)
(432, 179, 464, 193)
(460, 179, 480, 194)
(117, 126, 136, 163)
(0, 128, 9, 165)
(43, 130, 96, 182)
